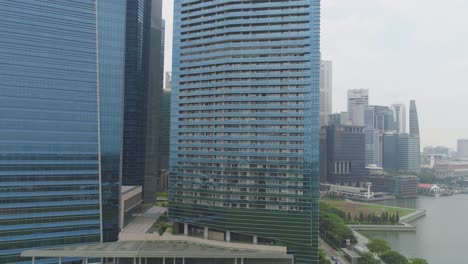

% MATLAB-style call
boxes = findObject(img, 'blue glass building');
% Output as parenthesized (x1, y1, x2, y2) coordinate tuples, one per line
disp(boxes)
(122, 0, 164, 204)
(170, 1, 321, 263)
(0, 1, 126, 263)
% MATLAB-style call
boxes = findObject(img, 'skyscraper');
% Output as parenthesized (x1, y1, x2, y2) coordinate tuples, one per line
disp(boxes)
(383, 132, 420, 173)
(324, 125, 367, 184)
(383, 132, 399, 171)
(398, 134, 421, 173)
(409, 100, 420, 136)
(0, 0, 126, 262)
(159, 89, 171, 174)
(364, 106, 382, 166)
(320, 60, 332, 127)
(347, 89, 369, 126)
(391, 103, 407, 134)
(170, 1, 321, 263)
(122, 0, 164, 204)
(408, 100, 421, 172)
(374, 105, 395, 132)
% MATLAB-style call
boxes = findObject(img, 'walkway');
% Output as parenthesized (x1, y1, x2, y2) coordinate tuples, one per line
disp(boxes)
(120, 206, 166, 234)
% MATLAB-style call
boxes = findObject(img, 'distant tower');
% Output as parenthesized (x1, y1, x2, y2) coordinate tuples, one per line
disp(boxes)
(457, 139, 468, 157)
(408, 100, 421, 172)
(409, 100, 420, 136)
(320, 60, 332, 126)
(391, 103, 407, 134)
(347, 89, 369, 126)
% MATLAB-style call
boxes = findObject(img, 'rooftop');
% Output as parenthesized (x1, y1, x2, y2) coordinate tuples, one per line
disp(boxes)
(21, 240, 293, 259)
(122, 186, 141, 194)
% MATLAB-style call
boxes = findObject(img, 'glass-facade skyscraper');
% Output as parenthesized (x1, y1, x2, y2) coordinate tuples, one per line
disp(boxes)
(0, 1, 126, 263)
(170, 1, 321, 263)
(122, 0, 164, 204)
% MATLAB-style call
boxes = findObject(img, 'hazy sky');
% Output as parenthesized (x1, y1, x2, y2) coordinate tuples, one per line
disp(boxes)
(163, 0, 468, 149)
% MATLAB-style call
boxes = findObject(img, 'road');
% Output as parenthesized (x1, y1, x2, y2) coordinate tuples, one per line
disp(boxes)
(320, 238, 349, 264)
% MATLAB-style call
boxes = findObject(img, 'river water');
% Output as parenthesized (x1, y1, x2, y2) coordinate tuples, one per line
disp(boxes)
(360, 195, 468, 264)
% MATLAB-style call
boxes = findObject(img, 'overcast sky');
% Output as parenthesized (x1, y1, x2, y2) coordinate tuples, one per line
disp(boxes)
(163, 0, 468, 149)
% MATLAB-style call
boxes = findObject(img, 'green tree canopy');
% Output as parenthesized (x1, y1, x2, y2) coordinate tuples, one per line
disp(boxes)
(367, 238, 391, 256)
(380, 250, 409, 264)
(319, 249, 332, 264)
(359, 252, 382, 264)
(411, 258, 429, 264)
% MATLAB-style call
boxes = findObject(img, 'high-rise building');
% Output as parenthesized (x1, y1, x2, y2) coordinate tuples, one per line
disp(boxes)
(122, 0, 164, 204)
(170, 1, 321, 263)
(364, 106, 382, 166)
(457, 139, 468, 157)
(373, 105, 395, 132)
(383, 132, 420, 173)
(323, 125, 367, 184)
(409, 100, 420, 136)
(391, 103, 407, 134)
(320, 60, 332, 127)
(383, 132, 399, 171)
(408, 100, 421, 172)
(0, 1, 126, 262)
(398, 134, 421, 173)
(347, 89, 369, 126)
(159, 89, 171, 174)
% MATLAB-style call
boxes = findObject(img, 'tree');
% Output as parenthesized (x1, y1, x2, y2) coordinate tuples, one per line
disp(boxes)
(411, 258, 429, 264)
(359, 252, 382, 264)
(359, 212, 364, 222)
(367, 238, 391, 256)
(319, 249, 332, 264)
(380, 250, 409, 264)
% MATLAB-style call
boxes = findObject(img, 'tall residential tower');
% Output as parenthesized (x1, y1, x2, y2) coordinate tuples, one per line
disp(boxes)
(170, 1, 321, 263)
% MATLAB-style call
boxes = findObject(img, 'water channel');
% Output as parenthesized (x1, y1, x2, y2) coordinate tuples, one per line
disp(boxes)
(360, 195, 468, 264)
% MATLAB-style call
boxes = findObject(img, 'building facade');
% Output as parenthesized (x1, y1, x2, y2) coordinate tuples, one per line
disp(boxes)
(320, 60, 332, 127)
(373, 105, 395, 132)
(383, 132, 399, 171)
(0, 0, 126, 262)
(383, 133, 420, 173)
(391, 104, 407, 134)
(159, 89, 171, 174)
(347, 89, 369, 126)
(323, 125, 367, 184)
(170, 1, 321, 263)
(408, 100, 421, 172)
(122, 0, 164, 204)
(398, 134, 421, 173)
(409, 100, 420, 136)
(364, 106, 382, 166)
(365, 175, 419, 198)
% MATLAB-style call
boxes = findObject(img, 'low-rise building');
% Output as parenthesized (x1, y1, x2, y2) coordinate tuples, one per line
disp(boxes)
(365, 175, 419, 198)
(121, 186, 143, 229)
(418, 184, 442, 195)
(428, 161, 468, 179)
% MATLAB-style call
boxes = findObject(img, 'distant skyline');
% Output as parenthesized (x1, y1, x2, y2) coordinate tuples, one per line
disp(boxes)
(163, 0, 468, 149)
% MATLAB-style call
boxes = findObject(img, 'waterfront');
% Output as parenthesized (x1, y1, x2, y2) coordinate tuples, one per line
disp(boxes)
(360, 195, 468, 264)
